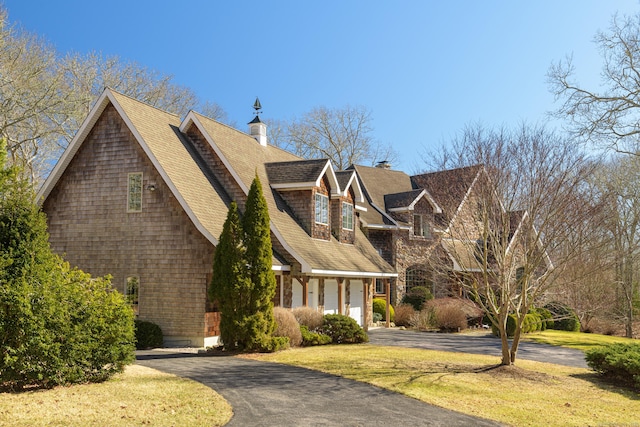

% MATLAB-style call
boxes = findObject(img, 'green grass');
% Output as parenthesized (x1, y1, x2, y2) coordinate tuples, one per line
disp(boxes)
(524, 329, 637, 351)
(0, 365, 232, 427)
(248, 343, 640, 427)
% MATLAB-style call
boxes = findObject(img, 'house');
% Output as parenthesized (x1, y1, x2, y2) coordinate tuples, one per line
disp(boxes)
(351, 162, 520, 303)
(38, 89, 396, 347)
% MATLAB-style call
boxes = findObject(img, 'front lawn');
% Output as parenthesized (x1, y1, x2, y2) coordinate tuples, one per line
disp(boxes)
(524, 329, 637, 352)
(249, 344, 640, 427)
(0, 365, 232, 427)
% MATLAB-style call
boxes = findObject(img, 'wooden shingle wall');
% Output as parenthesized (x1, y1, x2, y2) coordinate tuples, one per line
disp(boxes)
(43, 105, 214, 346)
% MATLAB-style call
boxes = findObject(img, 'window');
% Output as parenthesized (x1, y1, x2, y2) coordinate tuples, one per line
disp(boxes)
(315, 193, 329, 225)
(405, 267, 432, 293)
(375, 278, 386, 294)
(125, 276, 139, 315)
(413, 214, 431, 237)
(127, 172, 143, 212)
(342, 202, 353, 230)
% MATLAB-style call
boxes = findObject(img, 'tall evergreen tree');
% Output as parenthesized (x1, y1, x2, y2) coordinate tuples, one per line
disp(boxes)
(210, 176, 287, 352)
(210, 202, 250, 350)
(241, 174, 278, 350)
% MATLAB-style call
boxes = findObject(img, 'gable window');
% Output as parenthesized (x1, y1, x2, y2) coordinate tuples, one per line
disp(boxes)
(125, 276, 139, 315)
(127, 172, 143, 212)
(315, 193, 329, 225)
(413, 214, 431, 238)
(342, 202, 354, 230)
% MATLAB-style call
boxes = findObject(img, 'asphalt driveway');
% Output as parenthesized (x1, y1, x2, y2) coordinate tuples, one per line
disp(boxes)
(367, 328, 588, 368)
(137, 350, 502, 426)
(137, 328, 587, 426)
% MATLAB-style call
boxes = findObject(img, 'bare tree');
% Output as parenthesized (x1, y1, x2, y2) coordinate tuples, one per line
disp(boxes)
(280, 105, 397, 170)
(548, 12, 640, 156)
(0, 7, 228, 182)
(594, 156, 640, 337)
(425, 124, 597, 365)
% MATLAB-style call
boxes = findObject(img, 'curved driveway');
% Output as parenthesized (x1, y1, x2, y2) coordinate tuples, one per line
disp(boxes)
(137, 328, 587, 426)
(368, 328, 588, 368)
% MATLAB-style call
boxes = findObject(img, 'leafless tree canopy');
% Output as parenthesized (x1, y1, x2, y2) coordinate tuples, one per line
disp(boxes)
(271, 105, 397, 170)
(548, 13, 640, 156)
(424, 123, 599, 364)
(0, 8, 227, 182)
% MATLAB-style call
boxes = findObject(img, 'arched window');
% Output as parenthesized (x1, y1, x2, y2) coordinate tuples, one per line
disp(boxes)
(405, 267, 432, 293)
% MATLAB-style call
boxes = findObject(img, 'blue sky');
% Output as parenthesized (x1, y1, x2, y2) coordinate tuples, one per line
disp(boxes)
(3, 1, 639, 172)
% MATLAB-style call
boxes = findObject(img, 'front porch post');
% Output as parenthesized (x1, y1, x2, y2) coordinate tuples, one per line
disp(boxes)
(337, 277, 344, 315)
(301, 275, 309, 307)
(385, 278, 391, 328)
(363, 278, 371, 331)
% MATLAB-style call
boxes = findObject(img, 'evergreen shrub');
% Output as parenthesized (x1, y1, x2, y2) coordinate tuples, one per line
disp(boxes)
(135, 320, 163, 349)
(401, 286, 433, 311)
(586, 343, 640, 390)
(373, 298, 394, 322)
(321, 314, 368, 344)
(545, 302, 580, 332)
(300, 325, 332, 346)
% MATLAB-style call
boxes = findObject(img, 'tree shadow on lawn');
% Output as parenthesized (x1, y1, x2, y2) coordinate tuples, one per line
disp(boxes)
(571, 372, 640, 399)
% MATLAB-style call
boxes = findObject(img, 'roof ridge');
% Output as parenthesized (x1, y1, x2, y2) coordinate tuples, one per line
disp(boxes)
(106, 87, 181, 118)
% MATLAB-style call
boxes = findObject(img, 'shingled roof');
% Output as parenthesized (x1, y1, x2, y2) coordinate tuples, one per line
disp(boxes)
(39, 89, 395, 277)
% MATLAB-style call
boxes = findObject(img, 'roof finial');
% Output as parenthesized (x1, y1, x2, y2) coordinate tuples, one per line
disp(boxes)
(253, 97, 262, 116)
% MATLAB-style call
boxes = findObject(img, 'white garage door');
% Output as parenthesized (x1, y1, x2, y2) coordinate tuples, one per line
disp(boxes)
(349, 280, 364, 327)
(323, 280, 339, 315)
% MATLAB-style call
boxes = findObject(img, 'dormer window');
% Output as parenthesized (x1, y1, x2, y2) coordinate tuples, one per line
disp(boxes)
(342, 202, 354, 230)
(315, 193, 329, 225)
(413, 214, 431, 238)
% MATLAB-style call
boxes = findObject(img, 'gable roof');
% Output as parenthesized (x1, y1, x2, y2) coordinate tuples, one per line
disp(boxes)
(180, 113, 395, 277)
(410, 165, 484, 229)
(265, 159, 339, 195)
(37, 89, 229, 245)
(335, 170, 365, 204)
(349, 164, 413, 227)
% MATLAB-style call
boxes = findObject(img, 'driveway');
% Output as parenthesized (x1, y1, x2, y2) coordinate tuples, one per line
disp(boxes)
(137, 351, 502, 426)
(137, 328, 586, 426)
(367, 328, 588, 368)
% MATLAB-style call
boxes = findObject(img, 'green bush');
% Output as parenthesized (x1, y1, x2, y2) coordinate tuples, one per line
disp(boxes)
(401, 286, 433, 311)
(373, 298, 394, 322)
(545, 302, 580, 332)
(320, 314, 368, 344)
(492, 314, 518, 337)
(135, 320, 164, 349)
(586, 343, 640, 390)
(300, 325, 332, 346)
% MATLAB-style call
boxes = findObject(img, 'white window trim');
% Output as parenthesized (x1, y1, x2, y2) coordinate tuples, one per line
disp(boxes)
(127, 172, 143, 213)
(315, 193, 329, 225)
(342, 202, 354, 230)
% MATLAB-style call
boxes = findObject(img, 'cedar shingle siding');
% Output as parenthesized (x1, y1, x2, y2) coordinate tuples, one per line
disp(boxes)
(43, 105, 214, 346)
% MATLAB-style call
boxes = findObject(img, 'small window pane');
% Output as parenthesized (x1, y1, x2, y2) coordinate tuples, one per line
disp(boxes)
(126, 276, 139, 315)
(375, 279, 385, 294)
(315, 193, 328, 225)
(342, 202, 353, 230)
(128, 173, 143, 212)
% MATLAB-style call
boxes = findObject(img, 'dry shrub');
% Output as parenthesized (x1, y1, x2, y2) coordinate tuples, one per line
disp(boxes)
(410, 307, 436, 330)
(292, 306, 323, 331)
(273, 307, 302, 347)
(394, 304, 417, 327)
(425, 299, 471, 332)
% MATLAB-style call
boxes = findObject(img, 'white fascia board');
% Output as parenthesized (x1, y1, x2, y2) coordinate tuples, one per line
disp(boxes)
(319, 160, 341, 197)
(309, 269, 398, 278)
(341, 171, 365, 203)
(355, 204, 368, 212)
(37, 89, 113, 203)
(272, 265, 291, 272)
(388, 206, 412, 213)
(270, 182, 316, 191)
(365, 224, 411, 230)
